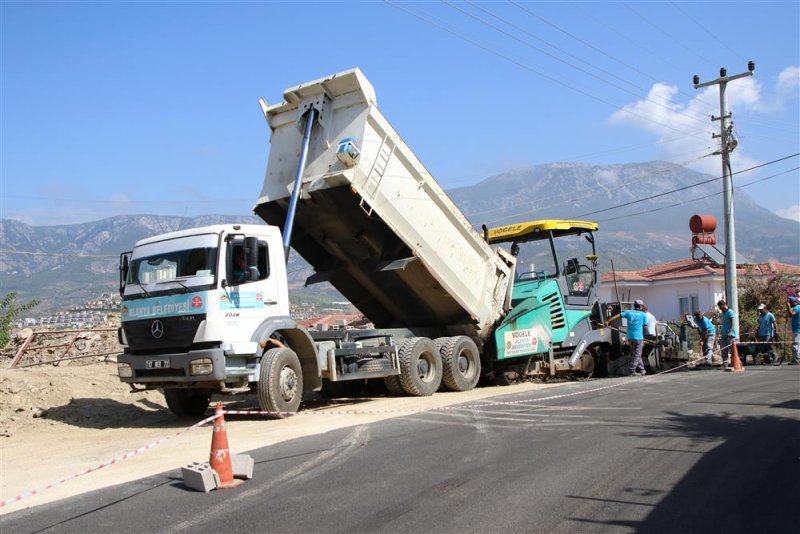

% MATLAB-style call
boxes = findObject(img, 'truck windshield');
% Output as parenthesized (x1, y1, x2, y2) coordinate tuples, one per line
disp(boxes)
(128, 247, 218, 285)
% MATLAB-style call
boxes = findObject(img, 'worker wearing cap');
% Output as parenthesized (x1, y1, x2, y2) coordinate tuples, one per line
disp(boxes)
(752, 303, 776, 365)
(717, 300, 738, 369)
(693, 311, 715, 366)
(606, 300, 648, 376)
(787, 296, 800, 365)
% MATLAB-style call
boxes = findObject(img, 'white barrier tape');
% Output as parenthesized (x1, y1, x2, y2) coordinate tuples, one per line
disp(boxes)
(0, 353, 734, 508)
(0, 413, 220, 508)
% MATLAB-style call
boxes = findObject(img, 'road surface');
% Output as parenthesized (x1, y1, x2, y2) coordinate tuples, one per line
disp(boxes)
(4, 366, 799, 533)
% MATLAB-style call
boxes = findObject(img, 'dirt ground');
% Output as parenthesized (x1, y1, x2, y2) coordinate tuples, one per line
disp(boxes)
(0, 338, 566, 515)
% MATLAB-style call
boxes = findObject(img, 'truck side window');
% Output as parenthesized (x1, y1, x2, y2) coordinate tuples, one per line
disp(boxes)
(229, 241, 270, 285)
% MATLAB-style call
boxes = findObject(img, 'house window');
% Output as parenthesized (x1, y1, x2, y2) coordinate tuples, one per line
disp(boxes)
(679, 295, 700, 315)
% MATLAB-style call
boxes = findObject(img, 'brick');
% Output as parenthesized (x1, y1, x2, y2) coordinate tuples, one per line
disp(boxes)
(181, 461, 220, 493)
(231, 454, 254, 480)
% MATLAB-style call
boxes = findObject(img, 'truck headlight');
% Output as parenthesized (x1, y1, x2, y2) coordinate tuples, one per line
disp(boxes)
(117, 363, 133, 378)
(190, 358, 213, 376)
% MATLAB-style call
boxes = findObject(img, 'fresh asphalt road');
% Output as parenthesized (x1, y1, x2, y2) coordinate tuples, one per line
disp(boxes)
(4, 366, 799, 534)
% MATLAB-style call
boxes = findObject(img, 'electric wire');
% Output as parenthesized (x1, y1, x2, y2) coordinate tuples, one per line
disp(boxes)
(572, 153, 800, 219)
(595, 165, 799, 223)
(443, 0, 712, 130)
(668, 0, 748, 64)
(620, 1, 718, 68)
(506, 0, 718, 125)
(384, 1, 711, 142)
(464, 149, 714, 221)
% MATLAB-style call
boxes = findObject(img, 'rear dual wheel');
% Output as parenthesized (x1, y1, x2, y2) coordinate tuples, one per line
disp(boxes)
(398, 337, 442, 396)
(437, 336, 481, 392)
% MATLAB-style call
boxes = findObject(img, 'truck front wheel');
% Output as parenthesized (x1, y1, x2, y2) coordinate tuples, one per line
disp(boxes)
(164, 389, 211, 418)
(258, 347, 303, 418)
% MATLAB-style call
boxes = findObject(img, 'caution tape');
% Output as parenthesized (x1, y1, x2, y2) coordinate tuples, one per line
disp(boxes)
(0, 413, 219, 509)
(0, 352, 752, 509)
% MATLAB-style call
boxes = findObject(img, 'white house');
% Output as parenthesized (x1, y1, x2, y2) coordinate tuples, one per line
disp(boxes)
(599, 259, 800, 322)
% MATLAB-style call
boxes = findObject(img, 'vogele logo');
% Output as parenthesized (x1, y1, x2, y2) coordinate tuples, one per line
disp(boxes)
(191, 296, 203, 308)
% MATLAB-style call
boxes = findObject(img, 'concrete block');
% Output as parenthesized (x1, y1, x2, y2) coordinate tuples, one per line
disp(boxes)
(232, 454, 254, 480)
(181, 461, 221, 492)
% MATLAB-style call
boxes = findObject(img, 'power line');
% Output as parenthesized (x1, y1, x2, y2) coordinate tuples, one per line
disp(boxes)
(573, 153, 800, 218)
(668, 0, 748, 64)
(385, 1, 710, 142)
(596, 165, 800, 223)
(621, 1, 718, 67)
(466, 149, 714, 223)
(443, 0, 712, 130)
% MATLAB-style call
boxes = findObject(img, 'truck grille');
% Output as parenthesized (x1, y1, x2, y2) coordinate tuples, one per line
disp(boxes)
(123, 314, 205, 352)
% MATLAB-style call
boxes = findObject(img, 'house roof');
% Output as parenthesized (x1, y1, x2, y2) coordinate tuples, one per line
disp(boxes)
(297, 314, 364, 328)
(602, 258, 800, 283)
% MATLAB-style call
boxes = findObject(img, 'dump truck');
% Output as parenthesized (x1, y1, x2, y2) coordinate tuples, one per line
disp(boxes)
(116, 69, 626, 417)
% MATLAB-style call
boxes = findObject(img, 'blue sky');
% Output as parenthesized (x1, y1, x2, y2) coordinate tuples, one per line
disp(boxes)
(2, 1, 798, 226)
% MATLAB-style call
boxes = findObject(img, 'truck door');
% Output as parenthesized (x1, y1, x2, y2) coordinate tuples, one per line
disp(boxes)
(222, 237, 283, 335)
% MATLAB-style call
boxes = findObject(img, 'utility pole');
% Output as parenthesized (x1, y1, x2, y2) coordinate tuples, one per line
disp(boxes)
(693, 61, 755, 336)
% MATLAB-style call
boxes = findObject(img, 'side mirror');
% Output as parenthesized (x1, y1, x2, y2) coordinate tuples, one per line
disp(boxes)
(119, 252, 131, 295)
(245, 236, 260, 281)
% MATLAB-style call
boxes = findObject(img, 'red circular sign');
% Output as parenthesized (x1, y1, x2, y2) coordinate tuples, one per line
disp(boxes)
(256, 293, 263, 301)
(191, 296, 203, 308)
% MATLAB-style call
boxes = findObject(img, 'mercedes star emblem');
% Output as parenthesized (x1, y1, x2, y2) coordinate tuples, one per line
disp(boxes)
(151, 320, 164, 339)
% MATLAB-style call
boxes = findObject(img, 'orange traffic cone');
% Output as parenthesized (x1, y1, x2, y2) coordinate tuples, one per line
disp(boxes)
(728, 341, 744, 372)
(210, 403, 243, 489)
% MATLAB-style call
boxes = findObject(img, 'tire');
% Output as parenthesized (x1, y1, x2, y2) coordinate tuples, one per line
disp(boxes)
(434, 338, 451, 392)
(164, 389, 211, 418)
(398, 337, 442, 396)
(384, 375, 405, 396)
(440, 336, 481, 391)
(258, 347, 303, 418)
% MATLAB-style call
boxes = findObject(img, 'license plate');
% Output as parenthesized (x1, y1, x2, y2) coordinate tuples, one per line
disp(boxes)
(145, 359, 170, 369)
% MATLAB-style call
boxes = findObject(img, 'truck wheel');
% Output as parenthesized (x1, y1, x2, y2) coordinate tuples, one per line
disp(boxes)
(434, 338, 451, 392)
(384, 375, 405, 396)
(441, 336, 481, 391)
(163, 389, 211, 418)
(398, 337, 442, 396)
(258, 347, 303, 418)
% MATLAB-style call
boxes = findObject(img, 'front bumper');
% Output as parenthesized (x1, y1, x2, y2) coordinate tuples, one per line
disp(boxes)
(118, 348, 227, 384)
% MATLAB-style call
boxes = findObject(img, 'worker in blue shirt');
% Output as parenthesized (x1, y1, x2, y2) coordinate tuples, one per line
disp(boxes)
(786, 296, 800, 365)
(752, 304, 776, 365)
(717, 299, 738, 368)
(693, 311, 715, 366)
(606, 299, 648, 376)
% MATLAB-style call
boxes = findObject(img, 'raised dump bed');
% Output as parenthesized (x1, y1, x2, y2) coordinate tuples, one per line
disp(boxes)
(254, 69, 513, 341)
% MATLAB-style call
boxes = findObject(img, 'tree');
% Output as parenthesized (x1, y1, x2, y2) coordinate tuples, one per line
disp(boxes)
(0, 292, 40, 348)
(738, 272, 800, 340)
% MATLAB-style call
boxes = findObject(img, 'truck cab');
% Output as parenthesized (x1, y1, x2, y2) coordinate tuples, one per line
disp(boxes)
(116, 224, 322, 416)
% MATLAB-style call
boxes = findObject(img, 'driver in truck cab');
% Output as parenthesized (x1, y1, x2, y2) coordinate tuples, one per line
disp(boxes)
(232, 247, 248, 283)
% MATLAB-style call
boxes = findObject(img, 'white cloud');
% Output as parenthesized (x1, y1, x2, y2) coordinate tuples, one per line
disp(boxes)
(776, 204, 800, 222)
(608, 79, 764, 176)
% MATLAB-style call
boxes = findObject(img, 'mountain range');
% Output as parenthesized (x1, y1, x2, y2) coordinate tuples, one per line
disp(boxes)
(2, 161, 798, 313)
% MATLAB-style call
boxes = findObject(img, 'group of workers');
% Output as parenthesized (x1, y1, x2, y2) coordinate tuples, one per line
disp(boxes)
(694, 297, 800, 368)
(606, 295, 800, 376)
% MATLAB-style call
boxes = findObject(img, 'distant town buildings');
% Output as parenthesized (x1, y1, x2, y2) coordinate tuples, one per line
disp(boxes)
(16, 293, 121, 329)
(15, 294, 362, 332)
